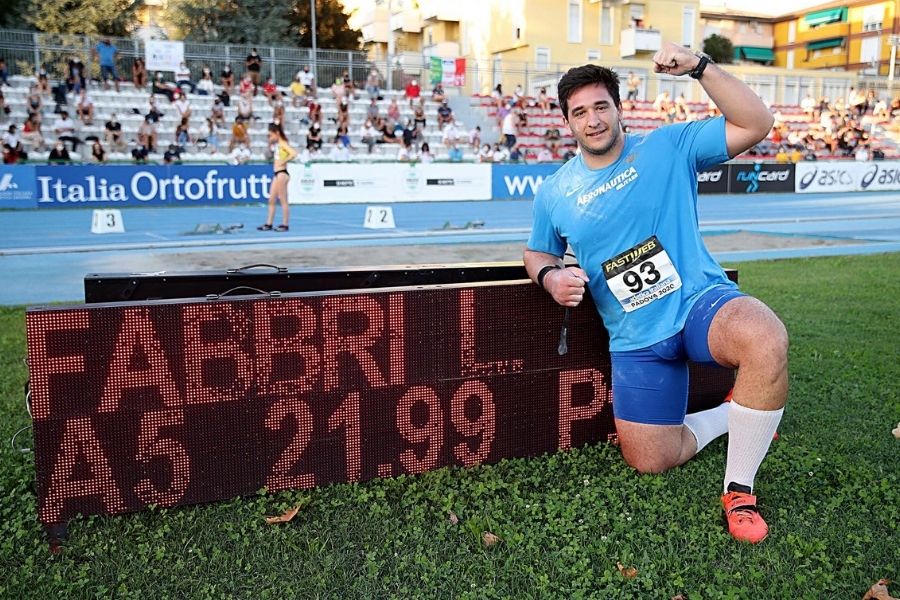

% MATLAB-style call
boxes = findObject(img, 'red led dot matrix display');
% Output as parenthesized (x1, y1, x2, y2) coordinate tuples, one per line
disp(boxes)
(26, 283, 734, 524)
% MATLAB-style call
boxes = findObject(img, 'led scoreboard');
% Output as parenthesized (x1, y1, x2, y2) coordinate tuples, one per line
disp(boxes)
(27, 273, 735, 525)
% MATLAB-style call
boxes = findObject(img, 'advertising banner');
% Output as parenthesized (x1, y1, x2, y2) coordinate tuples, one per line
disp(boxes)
(728, 163, 795, 194)
(287, 163, 491, 204)
(145, 40, 185, 73)
(0, 165, 37, 208)
(696, 165, 728, 194)
(491, 164, 562, 200)
(795, 160, 900, 193)
(33, 165, 272, 207)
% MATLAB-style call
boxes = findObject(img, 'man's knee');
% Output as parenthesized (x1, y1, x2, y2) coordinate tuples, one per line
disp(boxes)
(619, 443, 680, 474)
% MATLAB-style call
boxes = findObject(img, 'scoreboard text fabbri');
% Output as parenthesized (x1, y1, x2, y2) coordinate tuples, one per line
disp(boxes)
(26, 282, 733, 524)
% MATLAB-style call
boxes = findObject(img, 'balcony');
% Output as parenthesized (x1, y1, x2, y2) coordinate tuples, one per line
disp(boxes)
(361, 21, 390, 43)
(620, 28, 661, 58)
(390, 10, 422, 33)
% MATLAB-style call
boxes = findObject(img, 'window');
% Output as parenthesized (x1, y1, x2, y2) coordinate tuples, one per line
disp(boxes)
(860, 36, 881, 64)
(587, 49, 601, 61)
(568, 0, 583, 43)
(536, 47, 551, 70)
(788, 21, 796, 44)
(682, 6, 696, 48)
(786, 50, 794, 70)
(600, 6, 613, 45)
(862, 5, 883, 32)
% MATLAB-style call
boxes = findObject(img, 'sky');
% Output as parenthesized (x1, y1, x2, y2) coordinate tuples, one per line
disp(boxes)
(699, 0, 832, 17)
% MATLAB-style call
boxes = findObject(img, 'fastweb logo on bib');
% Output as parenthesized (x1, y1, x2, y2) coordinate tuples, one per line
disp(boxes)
(576, 166, 638, 208)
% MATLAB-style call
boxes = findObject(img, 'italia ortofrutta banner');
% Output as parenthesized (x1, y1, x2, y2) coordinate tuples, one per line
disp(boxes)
(429, 57, 466, 87)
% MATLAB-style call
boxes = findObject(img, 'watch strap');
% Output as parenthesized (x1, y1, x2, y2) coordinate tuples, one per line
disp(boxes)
(689, 54, 710, 79)
(537, 264, 561, 290)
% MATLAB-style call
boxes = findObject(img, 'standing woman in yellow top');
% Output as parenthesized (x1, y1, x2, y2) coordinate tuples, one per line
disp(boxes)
(258, 123, 298, 231)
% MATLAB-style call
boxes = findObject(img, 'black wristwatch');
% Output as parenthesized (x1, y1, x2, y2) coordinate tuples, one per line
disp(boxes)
(689, 52, 713, 80)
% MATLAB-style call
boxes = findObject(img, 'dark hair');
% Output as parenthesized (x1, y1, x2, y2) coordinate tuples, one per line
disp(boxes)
(557, 64, 621, 119)
(268, 122, 288, 142)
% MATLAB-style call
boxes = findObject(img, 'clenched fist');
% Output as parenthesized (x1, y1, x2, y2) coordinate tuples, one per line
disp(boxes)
(652, 42, 701, 76)
(545, 267, 590, 308)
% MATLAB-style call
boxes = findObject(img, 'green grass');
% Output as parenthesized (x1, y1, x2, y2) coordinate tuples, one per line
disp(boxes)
(1, 254, 898, 599)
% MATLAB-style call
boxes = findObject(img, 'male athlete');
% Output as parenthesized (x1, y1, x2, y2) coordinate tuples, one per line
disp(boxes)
(524, 42, 786, 544)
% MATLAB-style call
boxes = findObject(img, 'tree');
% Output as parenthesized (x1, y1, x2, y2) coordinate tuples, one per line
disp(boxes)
(288, 0, 361, 50)
(26, 0, 143, 36)
(0, 0, 29, 28)
(703, 34, 734, 65)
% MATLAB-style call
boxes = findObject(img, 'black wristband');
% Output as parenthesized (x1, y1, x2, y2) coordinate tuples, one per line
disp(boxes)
(537, 264, 561, 290)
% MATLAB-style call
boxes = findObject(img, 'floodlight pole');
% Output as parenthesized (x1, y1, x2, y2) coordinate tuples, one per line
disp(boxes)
(310, 0, 318, 81)
(386, 0, 394, 92)
(889, 35, 899, 91)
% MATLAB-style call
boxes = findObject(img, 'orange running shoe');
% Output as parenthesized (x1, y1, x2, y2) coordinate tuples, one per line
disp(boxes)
(721, 483, 769, 544)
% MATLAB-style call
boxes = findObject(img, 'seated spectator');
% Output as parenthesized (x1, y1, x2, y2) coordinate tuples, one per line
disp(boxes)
(437, 100, 453, 129)
(230, 140, 252, 165)
(360, 119, 379, 154)
(873, 97, 889, 119)
(366, 68, 381, 100)
(76, 89, 94, 126)
(0, 57, 7, 87)
(401, 119, 417, 150)
(90, 139, 106, 163)
(800, 93, 816, 118)
(331, 77, 346, 101)
(492, 143, 509, 162)
(104, 113, 126, 151)
(854, 145, 869, 162)
(137, 115, 158, 153)
(48, 140, 71, 163)
(536, 145, 554, 163)
(491, 84, 504, 110)
(379, 119, 399, 144)
(366, 98, 380, 122)
(447, 142, 463, 162)
(306, 99, 321, 125)
(131, 142, 149, 163)
(133, 58, 146, 90)
(229, 118, 250, 152)
(221, 65, 235, 95)
(0, 90, 9, 124)
(341, 69, 354, 98)
(508, 144, 523, 162)
(163, 143, 182, 164)
(307, 123, 323, 152)
(262, 77, 279, 102)
(538, 87, 551, 113)
(404, 79, 420, 106)
(397, 142, 414, 162)
(175, 62, 196, 94)
(477, 143, 492, 163)
(297, 65, 315, 97)
(469, 125, 481, 150)
(789, 146, 803, 164)
(432, 82, 445, 103)
(272, 96, 285, 125)
(328, 143, 351, 162)
(413, 104, 426, 130)
(152, 72, 176, 102)
(336, 96, 350, 129)
(197, 67, 215, 95)
(211, 97, 226, 127)
(175, 118, 192, 150)
(147, 96, 165, 123)
(21, 114, 44, 151)
(544, 125, 561, 154)
(626, 72, 640, 101)
(441, 120, 460, 146)
(419, 142, 434, 164)
(66, 56, 86, 94)
(52, 110, 81, 152)
(35, 65, 50, 95)
(2, 125, 27, 162)
(199, 117, 219, 154)
(290, 76, 307, 108)
(246, 48, 262, 92)
(236, 94, 254, 121)
(387, 97, 401, 123)
(174, 93, 192, 123)
(652, 91, 672, 118)
(239, 73, 254, 97)
(872, 147, 885, 160)
(334, 123, 351, 148)
(512, 84, 524, 108)
(774, 146, 789, 163)
(26, 86, 43, 119)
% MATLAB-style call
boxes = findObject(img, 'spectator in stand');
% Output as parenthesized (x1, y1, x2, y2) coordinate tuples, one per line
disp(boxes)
(236, 93, 254, 121)
(21, 114, 44, 152)
(174, 92, 192, 123)
(133, 58, 146, 90)
(306, 99, 322, 125)
(307, 122, 323, 152)
(800, 93, 816, 119)
(0, 57, 7, 87)
(94, 38, 120, 92)
(379, 118, 399, 144)
(501, 106, 518, 150)
(789, 146, 803, 163)
(491, 143, 509, 163)
(230, 140, 252, 165)
(401, 119, 417, 149)
(336, 96, 350, 129)
(48, 140, 71, 163)
(104, 113, 125, 151)
(536, 145, 554, 163)
(437, 100, 453, 129)
(477, 142, 492, 162)
(66, 56, 86, 94)
(297, 65, 315, 97)
(855, 145, 870, 162)
(872, 147, 885, 160)
(262, 76, 279, 103)
(366, 68, 381, 100)
(433, 82, 446, 103)
(175, 117, 192, 151)
(441, 119, 459, 146)
(147, 96, 165, 123)
(849, 87, 866, 117)
(239, 73, 254, 98)
(152, 72, 176, 102)
(469, 125, 481, 150)
(360, 119, 379, 153)
(199, 117, 219, 154)
(131, 141, 149, 163)
(508, 144, 523, 162)
(221, 65, 235, 95)
(366, 98, 380, 122)
(774, 146, 789, 163)
(137, 115, 157, 153)
(90, 139, 106, 163)
(396, 141, 413, 162)
(197, 67, 214, 95)
(334, 123, 351, 148)
(341, 69, 354, 98)
(626, 72, 640, 100)
(229, 117, 250, 152)
(35, 65, 50, 95)
(2, 125, 27, 162)
(447, 142, 463, 162)
(491, 84, 504, 110)
(512, 84, 525, 109)
(163, 143, 182, 164)
(246, 48, 262, 93)
(329, 142, 351, 162)
(289, 76, 307, 108)
(538, 87, 552, 113)
(873, 96, 889, 119)
(76, 89, 94, 126)
(0, 90, 9, 124)
(413, 103, 426, 130)
(330, 76, 346, 102)
(175, 62, 196, 94)
(544, 124, 561, 155)
(420, 142, 434, 163)
(405, 79, 421, 106)
(272, 95, 285, 125)
(53, 111, 81, 152)
(387, 97, 401, 123)
(652, 91, 672, 119)
(26, 85, 43, 119)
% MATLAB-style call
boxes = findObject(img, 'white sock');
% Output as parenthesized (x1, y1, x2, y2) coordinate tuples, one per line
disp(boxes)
(683, 402, 730, 454)
(723, 401, 784, 493)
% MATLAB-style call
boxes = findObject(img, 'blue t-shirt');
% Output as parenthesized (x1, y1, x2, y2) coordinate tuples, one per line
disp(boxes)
(96, 43, 118, 66)
(527, 116, 736, 351)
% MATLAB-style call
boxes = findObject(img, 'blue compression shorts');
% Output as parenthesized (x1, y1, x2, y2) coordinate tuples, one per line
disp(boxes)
(610, 285, 746, 425)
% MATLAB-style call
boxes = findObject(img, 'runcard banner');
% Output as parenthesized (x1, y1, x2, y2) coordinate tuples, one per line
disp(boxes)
(287, 163, 491, 203)
(795, 160, 900, 193)
(145, 40, 185, 73)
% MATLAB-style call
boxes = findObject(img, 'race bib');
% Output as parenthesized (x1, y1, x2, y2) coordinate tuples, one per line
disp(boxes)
(602, 236, 681, 313)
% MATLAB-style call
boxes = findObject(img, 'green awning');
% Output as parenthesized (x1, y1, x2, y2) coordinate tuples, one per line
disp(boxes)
(735, 46, 775, 62)
(807, 37, 845, 51)
(803, 7, 847, 27)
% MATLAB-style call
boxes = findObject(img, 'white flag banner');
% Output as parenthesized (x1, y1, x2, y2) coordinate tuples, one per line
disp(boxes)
(145, 40, 185, 72)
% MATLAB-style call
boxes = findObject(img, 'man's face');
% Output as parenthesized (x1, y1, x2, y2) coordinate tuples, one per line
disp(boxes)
(563, 83, 622, 158)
